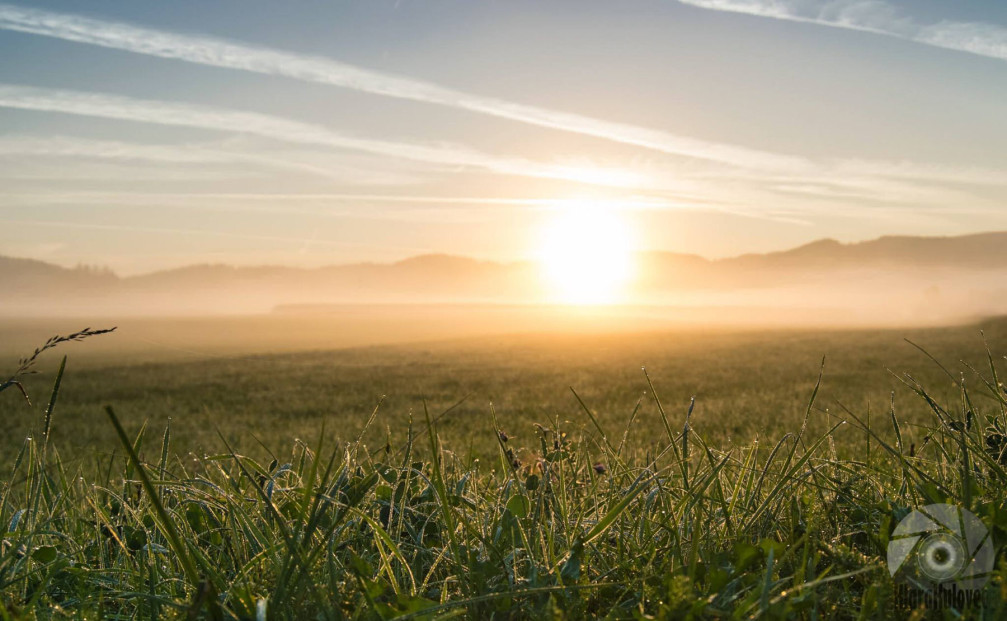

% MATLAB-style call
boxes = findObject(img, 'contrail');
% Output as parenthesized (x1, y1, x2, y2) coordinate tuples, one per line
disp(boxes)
(676, 0, 1007, 62)
(0, 2, 810, 172)
(0, 84, 642, 187)
(3, 3, 1000, 194)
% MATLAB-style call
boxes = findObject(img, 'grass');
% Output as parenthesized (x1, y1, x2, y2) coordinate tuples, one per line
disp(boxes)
(3, 317, 1006, 469)
(0, 319, 1006, 618)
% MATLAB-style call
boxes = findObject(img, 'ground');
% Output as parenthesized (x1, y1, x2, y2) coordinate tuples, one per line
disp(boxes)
(1, 314, 1005, 618)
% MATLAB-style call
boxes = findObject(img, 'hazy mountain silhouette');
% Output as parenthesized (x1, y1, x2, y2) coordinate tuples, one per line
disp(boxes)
(3, 232, 1007, 322)
(729, 233, 1007, 268)
(0, 256, 116, 296)
(637, 232, 1007, 288)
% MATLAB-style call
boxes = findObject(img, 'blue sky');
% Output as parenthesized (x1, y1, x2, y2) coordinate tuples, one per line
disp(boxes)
(0, 0, 1005, 273)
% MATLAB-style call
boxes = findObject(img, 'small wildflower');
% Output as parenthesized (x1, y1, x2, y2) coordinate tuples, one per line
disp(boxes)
(593, 462, 607, 475)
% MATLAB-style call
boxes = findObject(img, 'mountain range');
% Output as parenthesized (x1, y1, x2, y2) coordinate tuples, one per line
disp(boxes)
(4, 232, 1007, 322)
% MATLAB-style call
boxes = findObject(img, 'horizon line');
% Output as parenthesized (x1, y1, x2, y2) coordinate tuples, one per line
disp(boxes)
(5, 228, 1007, 277)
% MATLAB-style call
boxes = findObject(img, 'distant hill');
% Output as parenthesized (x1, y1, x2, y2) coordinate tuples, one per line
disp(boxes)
(0, 256, 117, 298)
(634, 232, 1007, 289)
(728, 233, 1007, 268)
(3, 232, 1007, 322)
(649, 231, 1007, 271)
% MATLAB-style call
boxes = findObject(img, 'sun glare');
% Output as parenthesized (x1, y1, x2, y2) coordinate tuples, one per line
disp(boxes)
(538, 200, 635, 305)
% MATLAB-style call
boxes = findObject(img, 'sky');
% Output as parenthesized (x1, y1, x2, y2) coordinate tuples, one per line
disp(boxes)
(0, 0, 1005, 274)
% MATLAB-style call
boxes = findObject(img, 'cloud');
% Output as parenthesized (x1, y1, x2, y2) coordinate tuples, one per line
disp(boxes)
(0, 218, 399, 250)
(0, 135, 429, 185)
(0, 84, 643, 187)
(2, 4, 1001, 199)
(4, 190, 565, 207)
(2, 189, 722, 222)
(0, 2, 811, 172)
(0, 135, 236, 163)
(2, 84, 1002, 229)
(677, 0, 1007, 62)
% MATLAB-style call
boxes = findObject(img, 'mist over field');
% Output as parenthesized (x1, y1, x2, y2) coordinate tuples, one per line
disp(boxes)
(5, 231, 1007, 328)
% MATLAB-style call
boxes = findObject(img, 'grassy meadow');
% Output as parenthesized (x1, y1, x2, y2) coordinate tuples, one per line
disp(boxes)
(1, 313, 1006, 618)
(2, 314, 1005, 468)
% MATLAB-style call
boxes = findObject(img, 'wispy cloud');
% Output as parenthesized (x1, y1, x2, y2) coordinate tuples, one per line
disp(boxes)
(0, 84, 643, 187)
(0, 218, 404, 250)
(2, 3, 1001, 203)
(1, 190, 720, 221)
(0, 135, 429, 185)
(1, 85, 1001, 229)
(677, 0, 1007, 62)
(0, 190, 553, 225)
(0, 2, 811, 172)
(1, 189, 566, 207)
(0, 135, 236, 164)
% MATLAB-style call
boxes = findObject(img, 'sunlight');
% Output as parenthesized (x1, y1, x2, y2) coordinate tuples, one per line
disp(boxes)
(538, 200, 635, 305)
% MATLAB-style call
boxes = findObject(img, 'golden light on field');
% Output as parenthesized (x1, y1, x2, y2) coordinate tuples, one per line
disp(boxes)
(538, 200, 635, 305)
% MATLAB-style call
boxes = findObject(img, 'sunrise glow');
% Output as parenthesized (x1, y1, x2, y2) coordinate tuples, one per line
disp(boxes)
(539, 200, 635, 305)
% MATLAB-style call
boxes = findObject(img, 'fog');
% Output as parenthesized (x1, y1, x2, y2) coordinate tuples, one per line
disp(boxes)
(4, 235, 1007, 349)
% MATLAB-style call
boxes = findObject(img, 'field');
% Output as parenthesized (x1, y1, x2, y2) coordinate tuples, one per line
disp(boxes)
(2, 313, 1005, 467)
(1, 313, 1006, 618)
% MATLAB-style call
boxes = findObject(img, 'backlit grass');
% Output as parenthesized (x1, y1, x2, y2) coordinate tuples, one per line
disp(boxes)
(1, 329, 1006, 618)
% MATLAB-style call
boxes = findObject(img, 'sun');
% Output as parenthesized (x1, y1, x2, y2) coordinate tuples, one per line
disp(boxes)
(538, 200, 635, 305)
